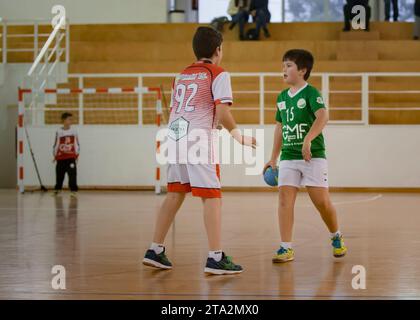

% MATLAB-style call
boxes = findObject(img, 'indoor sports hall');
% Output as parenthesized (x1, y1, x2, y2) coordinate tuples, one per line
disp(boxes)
(1, 0, 420, 301)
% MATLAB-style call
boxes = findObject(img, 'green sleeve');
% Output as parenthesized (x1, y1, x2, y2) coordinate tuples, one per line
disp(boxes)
(308, 87, 326, 113)
(275, 93, 283, 123)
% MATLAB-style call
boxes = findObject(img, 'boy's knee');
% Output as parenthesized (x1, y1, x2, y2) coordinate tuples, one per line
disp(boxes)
(167, 192, 185, 201)
(279, 200, 293, 210)
(278, 192, 295, 209)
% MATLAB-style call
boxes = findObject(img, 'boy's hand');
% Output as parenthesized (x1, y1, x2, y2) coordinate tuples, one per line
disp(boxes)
(263, 159, 277, 174)
(241, 135, 257, 149)
(302, 138, 312, 162)
(230, 129, 257, 149)
(52, 159, 56, 163)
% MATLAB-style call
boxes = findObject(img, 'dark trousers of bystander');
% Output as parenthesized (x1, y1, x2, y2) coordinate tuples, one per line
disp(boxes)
(55, 158, 78, 192)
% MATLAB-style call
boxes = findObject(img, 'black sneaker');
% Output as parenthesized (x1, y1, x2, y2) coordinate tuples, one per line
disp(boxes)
(142, 248, 172, 270)
(204, 252, 243, 275)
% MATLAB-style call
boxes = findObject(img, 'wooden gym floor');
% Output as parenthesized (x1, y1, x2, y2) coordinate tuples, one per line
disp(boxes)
(0, 189, 419, 300)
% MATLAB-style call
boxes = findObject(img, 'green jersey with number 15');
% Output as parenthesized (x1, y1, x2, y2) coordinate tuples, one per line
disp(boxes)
(275, 83, 326, 161)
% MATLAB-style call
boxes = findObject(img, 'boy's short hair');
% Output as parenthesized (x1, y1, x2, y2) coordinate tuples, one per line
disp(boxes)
(192, 26, 223, 60)
(61, 112, 73, 121)
(283, 49, 314, 81)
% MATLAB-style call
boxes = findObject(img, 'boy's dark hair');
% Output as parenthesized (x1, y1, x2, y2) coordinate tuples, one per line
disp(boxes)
(283, 49, 314, 81)
(192, 26, 223, 60)
(61, 112, 73, 121)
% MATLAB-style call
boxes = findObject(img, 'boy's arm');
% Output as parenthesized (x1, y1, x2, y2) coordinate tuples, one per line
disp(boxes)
(264, 121, 282, 172)
(302, 108, 329, 162)
(215, 104, 257, 148)
(75, 132, 80, 160)
(52, 131, 59, 162)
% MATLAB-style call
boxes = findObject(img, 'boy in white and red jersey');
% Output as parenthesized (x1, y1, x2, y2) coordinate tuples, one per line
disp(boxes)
(53, 112, 80, 197)
(143, 27, 256, 275)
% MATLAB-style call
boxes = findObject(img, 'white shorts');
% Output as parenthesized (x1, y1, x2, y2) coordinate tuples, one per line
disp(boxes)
(167, 164, 221, 198)
(278, 158, 329, 188)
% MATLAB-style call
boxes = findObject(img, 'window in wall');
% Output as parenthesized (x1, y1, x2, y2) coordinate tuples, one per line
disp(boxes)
(329, 0, 346, 22)
(284, 0, 325, 22)
(198, 0, 416, 24)
(398, 0, 415, 22)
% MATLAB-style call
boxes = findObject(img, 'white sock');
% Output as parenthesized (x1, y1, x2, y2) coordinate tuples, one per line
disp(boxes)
(280, 242, 292, 250)
(208, 250, 223, 262)
(150, 242, 164, 254)
(330, 230, 342, 238)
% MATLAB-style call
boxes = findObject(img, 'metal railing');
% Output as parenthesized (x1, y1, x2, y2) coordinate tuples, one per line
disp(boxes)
(49, 72, 420, 126)
(0, 18, 69, 64)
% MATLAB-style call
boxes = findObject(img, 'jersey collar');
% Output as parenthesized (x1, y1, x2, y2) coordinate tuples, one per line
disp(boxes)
(196, 59, 213, 64)
(288, 82, 308, 98)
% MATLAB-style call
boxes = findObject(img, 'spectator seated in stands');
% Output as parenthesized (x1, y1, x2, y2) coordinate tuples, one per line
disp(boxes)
(228, 0, 251, 40)
(250, 0, 271, 39)
(343, 0, 371, 32)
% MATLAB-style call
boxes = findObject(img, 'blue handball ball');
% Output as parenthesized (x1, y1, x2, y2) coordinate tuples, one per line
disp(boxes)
(263, 166, 279, 187)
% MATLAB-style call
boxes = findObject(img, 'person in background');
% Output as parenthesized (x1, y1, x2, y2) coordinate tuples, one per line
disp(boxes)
(384, 0, 399, 22)
(414, 0, 420, 40)
(53, 112, 80, 197)
(228, 0, 250, 41)
(343, 0, 371, 32)
(250, 0, 271, 39)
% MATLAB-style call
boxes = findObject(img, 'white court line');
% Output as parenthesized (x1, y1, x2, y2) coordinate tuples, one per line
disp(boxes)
(296, 194, 383, 208)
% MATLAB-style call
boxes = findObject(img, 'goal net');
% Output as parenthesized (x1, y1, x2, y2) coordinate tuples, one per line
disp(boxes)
(17, 86, 167, 194)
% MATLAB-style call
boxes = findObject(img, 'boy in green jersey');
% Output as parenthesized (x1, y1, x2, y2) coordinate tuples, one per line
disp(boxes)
(264, 49, 347, 262)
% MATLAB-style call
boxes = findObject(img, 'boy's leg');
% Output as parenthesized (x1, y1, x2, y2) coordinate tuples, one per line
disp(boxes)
(143, 164, 190, 270)
(143, 192, 186, 270)
(54, 160, 65, 191)
(188, 164, 242, 274)
(202, 197, 222, 251)
(152, 192, 185, 244)
(68, 159, 78, 193)
(188, 164, 223, 251)
(306, 187, 338, 233)
(306, 186, 347, 257)
(272, 186, 298, 263)
(278, 186, 299, 242)
(201, 197, 243, 275)
(273, 161, 301, 263)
